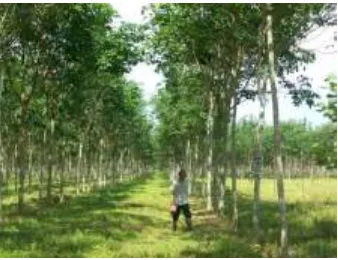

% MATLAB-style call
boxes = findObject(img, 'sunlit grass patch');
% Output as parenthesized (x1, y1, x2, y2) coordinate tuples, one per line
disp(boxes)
(1, 173, 336, 257)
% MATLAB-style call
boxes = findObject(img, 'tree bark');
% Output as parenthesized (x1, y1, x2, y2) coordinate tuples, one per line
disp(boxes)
(231, 95, 238, 231)
(82, 148, 86, 192)
(252, 76, 266, 242)
(46, 118, 55, 201)
(14, 144, 18, 193)
(28, 133, 33, 192)
(266, 3, 288, 256)
(0, 65, 4, 221)
(18, 97, 29, 213)
(39, 130, 47, 201)
(215, 88, 226, 214)
(98, 139, 103, 187)
(59, 141, 66, 200)
(185, 138, 192, 195)
(76, 142, 83, 195)
(206, 88, 215, 211)
(192, 137, 199, 195)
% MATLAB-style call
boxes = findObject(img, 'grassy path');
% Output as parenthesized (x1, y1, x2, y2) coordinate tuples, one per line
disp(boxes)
(0, 173, 336, 257)
(0, 173, 257, 257)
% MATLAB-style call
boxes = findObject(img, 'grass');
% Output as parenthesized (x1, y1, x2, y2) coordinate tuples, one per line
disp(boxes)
(227, 177, 337, 257)
(0, 173, 336, 257)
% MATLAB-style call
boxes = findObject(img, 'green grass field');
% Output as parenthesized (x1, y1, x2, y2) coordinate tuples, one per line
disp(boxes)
(0, 173, 336, 257)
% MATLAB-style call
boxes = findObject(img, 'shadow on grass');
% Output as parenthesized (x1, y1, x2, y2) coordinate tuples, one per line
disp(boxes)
(179, 190, 336, 258)
(0, 175, 166, 257)
(231, 194, 336, 257)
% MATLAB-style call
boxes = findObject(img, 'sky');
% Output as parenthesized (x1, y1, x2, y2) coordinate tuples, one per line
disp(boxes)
(111, 2, 337, 127)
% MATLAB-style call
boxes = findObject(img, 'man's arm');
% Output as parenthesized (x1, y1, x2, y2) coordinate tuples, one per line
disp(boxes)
(170, 182, 177, 205)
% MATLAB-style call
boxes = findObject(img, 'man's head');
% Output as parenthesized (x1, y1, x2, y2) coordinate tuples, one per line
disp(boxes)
(177, 169, 186, 181)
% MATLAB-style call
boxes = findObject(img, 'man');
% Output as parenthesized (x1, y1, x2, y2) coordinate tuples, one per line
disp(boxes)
(170, 169, 192, 231)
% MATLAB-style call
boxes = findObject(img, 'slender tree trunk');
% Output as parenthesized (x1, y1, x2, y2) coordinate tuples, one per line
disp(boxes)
(108, 156, 113, 186)
(199, 153, 204, 197)
(300, 150, 304, 177)
(0, 159, 2, 223)
(14, 144, 18, 193)
(18, 100, 29, 213)
(86, 148, 92, 191)
(231, 95, 238, 231)
(4, 140, 10, 186)
(68, 152, 72, 185)
(186, 139, 192, 195)
(202, 156, 207, 200)
(103, 151, 107, 186)
(98, 139, 103, 187)
(171, 158, 176, 183)
(28, 133, 33, 192)
(17, 88, 31, 213)
(192, 137, 199, 195)
(118, 149, 125, 182)
(215, 90, 224, 213)
(82, 149, 86, 192)
(218, 164, 225, 214)
(76, 142, 83, 195)
(252, 76, 266, 242)
(0, 66, 4, 221)
(0, 156, 2, 223)
(59, 141, 66, 200)
(46, 118, 55, 201)
(206, 88, 215, 211)
(266, 3, 288, 256)
(218, 96, 231, 214)
(39, 130, 47, 201)
(113, 156, 118, 185)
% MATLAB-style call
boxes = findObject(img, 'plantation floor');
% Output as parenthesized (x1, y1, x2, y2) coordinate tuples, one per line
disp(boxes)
(0, 173, 336, 257)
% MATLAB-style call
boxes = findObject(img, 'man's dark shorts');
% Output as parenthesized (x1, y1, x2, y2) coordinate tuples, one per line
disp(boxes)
(171, 204, 192, 221)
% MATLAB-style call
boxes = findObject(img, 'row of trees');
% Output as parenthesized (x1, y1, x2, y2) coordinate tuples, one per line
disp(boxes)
(0, 3, 335, 257)
(0, 4, 153, 216)
(146, 3, 336, 256)
(234, 118, 337, 176)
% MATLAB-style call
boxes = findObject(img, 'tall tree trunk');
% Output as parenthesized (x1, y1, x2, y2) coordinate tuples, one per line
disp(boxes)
(81, 148, 86, 192)
(76, 142, 83, 195)
(231, 95, 238, 231)
(14, 144, 18, 193)
(108, 155, 113, 186)
(0, 65, 4, 221)
(266, 3, 288, 256)
(112, 155, 118, 185)
(0, 154, 2, 223)
(28, 133, 32, 192)
(46, 118, 55, 201)
(171, 158, 176, 183)
(18, 98, 29, 213)
(0, 160, 2, 223)
(68, 151, 72, 185)
(252, 76, 266, 242)
(86, 148, 92, 191)
(59, 141, 66, 200)
(192, 137, 199, 195)
(39, 130, 47, 201)
(219, 100, 231, 215)
(118, 149, 125, 182)
(185, 138, 192, 195)
(98, 139, 103, 187)
(206, 88, 215, 211)
(215, 89, 225, 214)
(3, 139, 9, 186)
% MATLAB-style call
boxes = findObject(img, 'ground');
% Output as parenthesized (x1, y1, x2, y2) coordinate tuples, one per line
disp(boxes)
(0, 173, 336, 257)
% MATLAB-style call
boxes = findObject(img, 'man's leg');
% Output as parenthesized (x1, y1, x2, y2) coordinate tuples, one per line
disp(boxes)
(183, 204, 192, 231)
(171, 206, 180, 231)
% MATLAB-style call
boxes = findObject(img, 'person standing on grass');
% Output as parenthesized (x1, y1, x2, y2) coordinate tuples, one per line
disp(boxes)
(170, 169, 192, 231)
